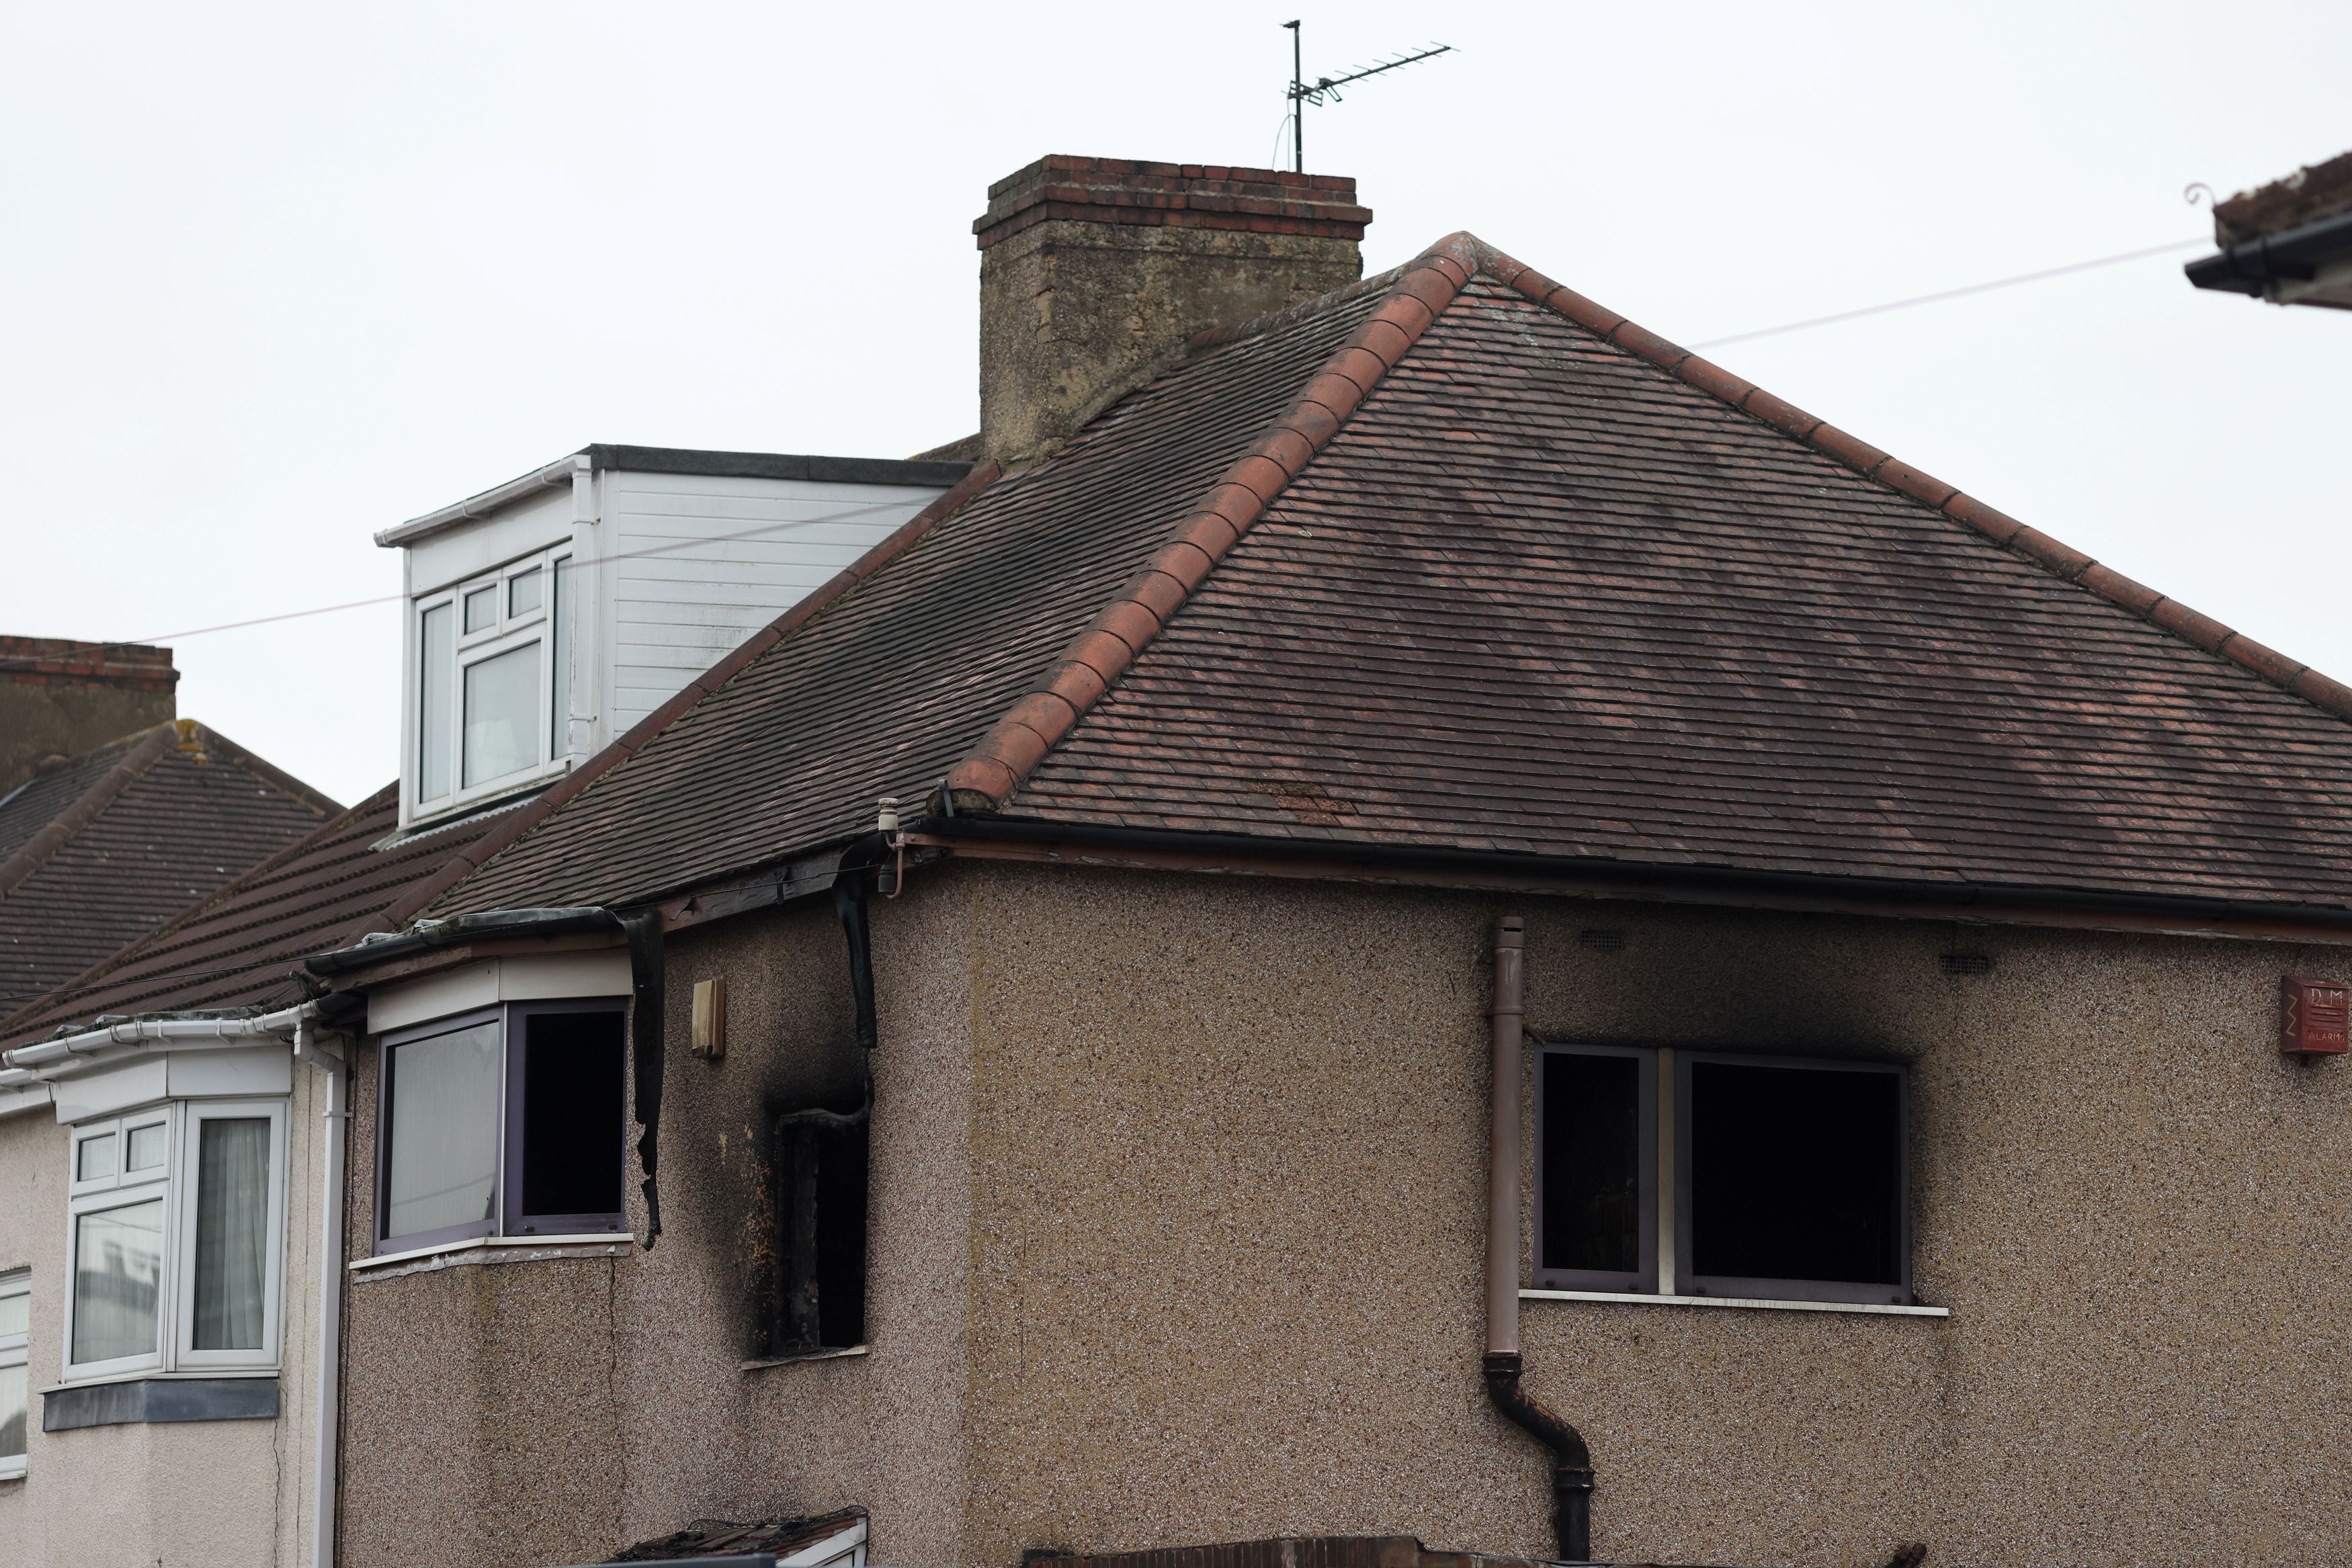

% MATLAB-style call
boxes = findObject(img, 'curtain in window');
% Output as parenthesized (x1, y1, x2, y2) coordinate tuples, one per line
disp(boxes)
(193, 1117, 270, 1351)
(72, 1200, 163, 1363)
(0, 1363, 24, 1461)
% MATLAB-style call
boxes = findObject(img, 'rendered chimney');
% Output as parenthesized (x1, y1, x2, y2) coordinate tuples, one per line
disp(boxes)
(974, 156, 1370, 466)
(0, 637, 178, 795)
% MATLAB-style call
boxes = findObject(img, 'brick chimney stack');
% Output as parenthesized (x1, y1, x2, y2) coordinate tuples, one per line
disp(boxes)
(974, 156, 1370, 466)
(0, 638, 178, 795)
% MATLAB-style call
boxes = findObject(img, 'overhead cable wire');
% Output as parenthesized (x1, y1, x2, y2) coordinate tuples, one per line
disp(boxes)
(1689, 236, 2208, 351)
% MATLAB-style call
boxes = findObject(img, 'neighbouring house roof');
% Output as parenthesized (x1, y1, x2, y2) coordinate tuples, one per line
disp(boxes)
(398, 233, 2352, 928)
(0, 721, 337, 1014)
(0, 783, 501, 1045)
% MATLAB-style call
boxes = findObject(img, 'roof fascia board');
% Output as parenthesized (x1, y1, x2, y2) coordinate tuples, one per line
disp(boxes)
(376, 461, 1003, 930)
(907, 820, 2352, 949)
(945, 232, 1486, 810)
(376, 448, 978, 551)
(1478, 243, 2352, 730)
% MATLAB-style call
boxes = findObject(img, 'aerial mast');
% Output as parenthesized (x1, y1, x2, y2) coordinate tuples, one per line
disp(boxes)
(1281, 20, 1455, 176)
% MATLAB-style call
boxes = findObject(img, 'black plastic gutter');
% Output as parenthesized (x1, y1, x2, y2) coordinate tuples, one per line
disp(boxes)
(909, 815, 2352, 943)
(2185, 207, 2352, 300)
(581, 445, 972, 489)
(306, 906, 624, 975)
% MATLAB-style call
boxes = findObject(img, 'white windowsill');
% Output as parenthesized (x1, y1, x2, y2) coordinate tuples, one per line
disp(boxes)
(1521, 1287, 1949, 1318)
(40, 1366, 279, 1394)
(0, 1458, 23, 1482)
(352, 1232, 633, 1274)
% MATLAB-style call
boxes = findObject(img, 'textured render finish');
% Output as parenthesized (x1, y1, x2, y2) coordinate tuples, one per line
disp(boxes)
(979, 218, 1362, 465)
(950, 867, 2352, 1568)
(335, 859, 2352, 1567)
(337, 888, 978, 1568)
(0, 1055, 327, 1568)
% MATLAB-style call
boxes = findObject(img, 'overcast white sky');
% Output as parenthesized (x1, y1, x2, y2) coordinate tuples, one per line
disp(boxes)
(2, 2, 2345, 808)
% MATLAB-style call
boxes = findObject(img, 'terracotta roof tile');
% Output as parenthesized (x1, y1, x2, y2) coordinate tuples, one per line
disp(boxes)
(419, 234, 2352, 921)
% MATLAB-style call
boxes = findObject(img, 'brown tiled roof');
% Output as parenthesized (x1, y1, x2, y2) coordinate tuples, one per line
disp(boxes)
(1, 784, 501, 1044)
(0, 722, 337, 1013)
(420, 234, 2352, 922)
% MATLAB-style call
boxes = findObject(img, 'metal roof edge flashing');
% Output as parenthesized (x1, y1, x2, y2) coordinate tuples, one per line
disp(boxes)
(307, 905, 624, 977)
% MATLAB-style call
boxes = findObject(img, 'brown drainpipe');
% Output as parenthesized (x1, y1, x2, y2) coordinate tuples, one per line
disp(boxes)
(1484, 914, 1596, 1561)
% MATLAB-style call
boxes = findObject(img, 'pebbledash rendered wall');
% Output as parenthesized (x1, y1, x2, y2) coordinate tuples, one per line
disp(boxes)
(333, 863, 2352, 1568)
(0, 1054, 330, 1568)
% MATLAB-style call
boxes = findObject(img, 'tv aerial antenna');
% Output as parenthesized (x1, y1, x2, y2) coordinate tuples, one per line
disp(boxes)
(1280, 20, 1454, 175)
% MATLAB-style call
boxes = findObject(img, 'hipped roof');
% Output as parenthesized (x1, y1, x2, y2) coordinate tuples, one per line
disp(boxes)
(407, 234, 2352, 926)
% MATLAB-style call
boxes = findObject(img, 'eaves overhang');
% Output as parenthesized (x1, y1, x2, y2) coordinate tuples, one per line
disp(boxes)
(907, 815, 2352, 949)
(374, 447, 976, 550)
(2185, 208, 2352, 310)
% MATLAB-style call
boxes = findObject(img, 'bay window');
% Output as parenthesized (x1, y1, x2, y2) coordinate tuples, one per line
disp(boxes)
(62, 1100, 287, 1382)
(411, 545, 573, 818)
(376, 1000, 628, 1254)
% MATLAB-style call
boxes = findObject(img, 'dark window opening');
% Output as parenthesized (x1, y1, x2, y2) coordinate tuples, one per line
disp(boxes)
(773, 1113, 868, 1354)
(1685, 1059, 1904, 1296)
(1536, 1045, 1655, 1293)
(513, 1006, 627, 1229)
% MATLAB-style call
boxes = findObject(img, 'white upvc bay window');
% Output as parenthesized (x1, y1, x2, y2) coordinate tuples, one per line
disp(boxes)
(63, 1100, 288, 1382)
(413, 545, 573, 817)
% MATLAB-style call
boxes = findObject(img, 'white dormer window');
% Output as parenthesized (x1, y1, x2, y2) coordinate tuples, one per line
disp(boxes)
(413, 546, 571, 815)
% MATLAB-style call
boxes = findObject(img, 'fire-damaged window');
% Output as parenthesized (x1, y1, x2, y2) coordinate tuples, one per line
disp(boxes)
(767, 1108, 868, 1356)
(1538, 1045, 1910, 1307)
(376, 999, 628, 1254)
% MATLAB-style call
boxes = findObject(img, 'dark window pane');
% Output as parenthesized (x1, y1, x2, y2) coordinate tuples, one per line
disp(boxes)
(1542, 1053, 1641, 1275)
(519, 1010, 626, 1221)
(1690, 1062, 1900, 1285)
(815, 1121, 868, 1350)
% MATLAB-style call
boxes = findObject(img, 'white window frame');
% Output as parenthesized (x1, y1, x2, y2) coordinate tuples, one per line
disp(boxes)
(408, 545, 573, 820)
(0, 1270, 28, 1481)
(60, 1101, 288, 1385)
(173, 1100, 290, 1373)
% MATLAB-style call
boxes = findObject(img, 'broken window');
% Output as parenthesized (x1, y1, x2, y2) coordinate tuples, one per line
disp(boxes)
(376, 999, 628, 1254)
(1537, 1045, 1910, 1305)
(770, 1108, 868, 1356)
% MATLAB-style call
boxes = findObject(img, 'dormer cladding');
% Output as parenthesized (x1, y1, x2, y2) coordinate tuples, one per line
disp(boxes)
(976, 156, 1370, 466)
(382, 445, 968, 830)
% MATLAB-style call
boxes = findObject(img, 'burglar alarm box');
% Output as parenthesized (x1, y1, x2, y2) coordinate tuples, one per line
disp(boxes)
(2281, 977, 2350, 1054)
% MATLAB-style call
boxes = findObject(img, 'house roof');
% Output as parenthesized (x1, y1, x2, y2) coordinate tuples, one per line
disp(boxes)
(0, 782, 501, 1045)
(407, 233, 2352, 927)
(0, 722, 337, 1015)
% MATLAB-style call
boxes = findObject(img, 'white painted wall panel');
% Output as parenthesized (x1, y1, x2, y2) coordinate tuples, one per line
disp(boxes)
(599, 471, 943, 737)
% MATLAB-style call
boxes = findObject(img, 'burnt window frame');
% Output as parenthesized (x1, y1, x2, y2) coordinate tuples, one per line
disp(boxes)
(501, 998, 630, 1240)
(374, 998, 630, 1256)
(1533, 1043, 1658, 1295)
(1673, 1051, 1911, 1307)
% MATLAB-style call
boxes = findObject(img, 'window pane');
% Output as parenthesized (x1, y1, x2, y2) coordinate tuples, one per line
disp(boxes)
(518, 1009, 625, 1222)
(1542, 1053, 1641, 1274)
(0, 1292, 26, 1338)
(0, 1363, 24, 1461)
(462, 584, 498, 634)
(419, 603, 454, 800)
(77, 1133, 116, 1182)
(387, 1022, 502, 1240)
(192, 1118, 270, 1351)
(549, 558, 571, 760)
(1690, 1062, 1902, 1286)
(507, 566, 543, 615)
(73, 1199, 163, 1364)
(461, 642, 541, 788)
(125, 1123, 167, 1172)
